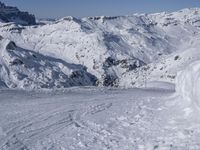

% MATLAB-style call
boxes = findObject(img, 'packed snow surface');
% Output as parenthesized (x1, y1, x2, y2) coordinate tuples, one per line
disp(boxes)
(2, 85, 200, 150)
(1, 4, 200, 150)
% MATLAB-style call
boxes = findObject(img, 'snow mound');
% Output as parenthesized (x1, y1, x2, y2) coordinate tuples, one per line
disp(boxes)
(176, 61, 200, 108)
(0, 37, 97, 89)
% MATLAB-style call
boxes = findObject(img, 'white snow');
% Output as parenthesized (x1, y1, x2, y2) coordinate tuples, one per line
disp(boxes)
(0, 37, 97, 89)
(176, 61, 200, 109)
(1, 8, 200, 88)
(1, 85, 200, 150)
(0, 6, 200, 150)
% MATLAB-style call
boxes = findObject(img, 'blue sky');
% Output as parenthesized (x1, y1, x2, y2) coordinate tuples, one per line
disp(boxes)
(1, 0, 200, 18)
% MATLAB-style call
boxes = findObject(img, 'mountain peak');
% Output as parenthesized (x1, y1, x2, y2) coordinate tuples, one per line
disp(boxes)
(0, 1, 36, 25)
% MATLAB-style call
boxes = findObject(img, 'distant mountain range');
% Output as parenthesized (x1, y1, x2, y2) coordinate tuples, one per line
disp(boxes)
(0, 2, 200, 89)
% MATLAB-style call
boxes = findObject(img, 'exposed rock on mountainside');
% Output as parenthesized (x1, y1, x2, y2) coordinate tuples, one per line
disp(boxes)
(1, 7, 200, 89)
(0, 2, 36, 25)
(0, 37, 97, 89)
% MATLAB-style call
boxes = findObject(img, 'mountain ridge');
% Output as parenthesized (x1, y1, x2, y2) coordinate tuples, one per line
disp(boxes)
(0, 6, 200, 89)
(0, 1, 36, 25)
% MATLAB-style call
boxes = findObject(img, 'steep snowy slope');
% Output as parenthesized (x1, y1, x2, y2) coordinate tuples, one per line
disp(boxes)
(119, 46, 200, 87)
(0, 37, 96, 89)
(0, 8, 200, 88)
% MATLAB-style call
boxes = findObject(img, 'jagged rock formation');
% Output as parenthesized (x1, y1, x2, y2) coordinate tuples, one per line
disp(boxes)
(0, 2, 36, 25)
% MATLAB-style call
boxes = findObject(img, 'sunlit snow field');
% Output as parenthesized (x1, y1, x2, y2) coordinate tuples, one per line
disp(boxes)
(1, 2, 200, 150)
(1, 82, 200, 150)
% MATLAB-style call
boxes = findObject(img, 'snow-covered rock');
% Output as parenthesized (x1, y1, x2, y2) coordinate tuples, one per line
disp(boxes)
(0, 2, 36, 25)
(1, 7, 200, 88)
(0, 37, 97, 89)
(176, 61, 200, 108)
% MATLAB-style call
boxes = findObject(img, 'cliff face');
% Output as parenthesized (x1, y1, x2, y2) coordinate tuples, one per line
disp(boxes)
(0, 2, 36, 25)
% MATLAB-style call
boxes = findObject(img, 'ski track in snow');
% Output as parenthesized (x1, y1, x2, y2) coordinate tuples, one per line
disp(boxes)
(0, 4, 200, 150)
(0, 87, 200, 150)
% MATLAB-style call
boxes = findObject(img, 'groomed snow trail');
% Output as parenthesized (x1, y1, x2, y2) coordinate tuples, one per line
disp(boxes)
(0, 86, 200, 150)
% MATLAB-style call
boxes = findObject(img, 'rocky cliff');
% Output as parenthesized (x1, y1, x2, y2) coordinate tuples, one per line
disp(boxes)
(0, 2, 36, 25)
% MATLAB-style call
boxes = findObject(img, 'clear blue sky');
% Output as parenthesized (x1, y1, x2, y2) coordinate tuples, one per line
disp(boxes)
(1, 0, 200, 19)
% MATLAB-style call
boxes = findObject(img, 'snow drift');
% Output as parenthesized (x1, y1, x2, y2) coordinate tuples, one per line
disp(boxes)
(176, 61, 200, 108)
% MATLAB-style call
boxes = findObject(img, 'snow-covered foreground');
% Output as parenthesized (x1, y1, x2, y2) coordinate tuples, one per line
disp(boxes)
(1, 84, 200, 150)
(0, 3, 200, 149)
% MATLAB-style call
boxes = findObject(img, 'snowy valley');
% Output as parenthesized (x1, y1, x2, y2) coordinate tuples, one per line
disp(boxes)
(0, 6, 200, 88)
(1, 1, 200, 150)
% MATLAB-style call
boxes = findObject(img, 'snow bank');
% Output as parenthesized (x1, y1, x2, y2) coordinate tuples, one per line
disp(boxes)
(146, 81, 175, 91)
(176, 61, 200, 107)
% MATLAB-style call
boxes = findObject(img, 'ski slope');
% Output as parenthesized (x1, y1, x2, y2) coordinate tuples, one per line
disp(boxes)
(1, 4, 200, 150)
(1, 84, 200, 150)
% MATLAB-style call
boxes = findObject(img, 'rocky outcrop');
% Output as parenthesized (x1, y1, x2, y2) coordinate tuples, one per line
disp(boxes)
(0, 37, 97, 89)
(0, 2, 36, 25)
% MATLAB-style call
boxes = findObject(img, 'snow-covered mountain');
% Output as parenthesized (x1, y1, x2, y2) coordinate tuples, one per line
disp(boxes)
(0, 5, 200, 89)
(0, 37, 97, 89)
(0, 2, 36, 25)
